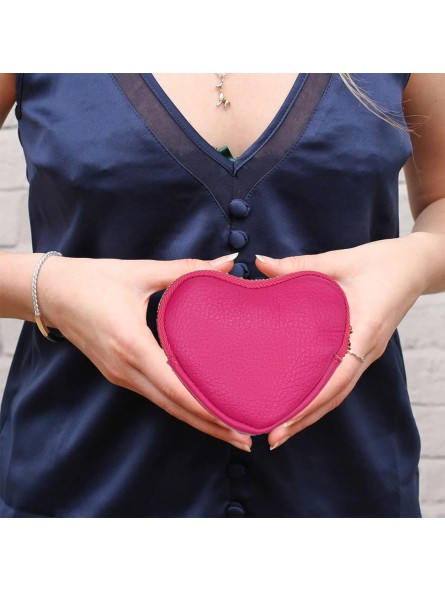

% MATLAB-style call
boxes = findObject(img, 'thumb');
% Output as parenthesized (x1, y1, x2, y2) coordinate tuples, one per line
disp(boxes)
(150, 252, 239, 291)
(255, 252, 337, 278)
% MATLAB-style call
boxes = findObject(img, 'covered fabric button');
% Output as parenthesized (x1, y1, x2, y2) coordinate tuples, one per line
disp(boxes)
(228, 230, 248, 249)
(226, 502, 245, 517)
(229, 199, 251, 218)
(227, 462, 247, 479)
(230, 262, 250, 278)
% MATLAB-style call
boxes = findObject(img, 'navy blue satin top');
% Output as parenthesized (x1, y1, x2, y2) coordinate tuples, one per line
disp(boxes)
(0, 73, 421, 517)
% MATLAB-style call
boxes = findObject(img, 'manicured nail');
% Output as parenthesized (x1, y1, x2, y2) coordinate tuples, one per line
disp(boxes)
(255, 254, 275, 263)
(215, 418, 231, 428)
(210, 252, 239, 266)
(284, 415, 305, 428)
(231, 440, 252, 453)
(270, 436, 290, 451)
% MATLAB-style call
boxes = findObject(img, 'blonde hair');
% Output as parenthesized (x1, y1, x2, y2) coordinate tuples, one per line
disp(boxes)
(338, 73, 425, 138)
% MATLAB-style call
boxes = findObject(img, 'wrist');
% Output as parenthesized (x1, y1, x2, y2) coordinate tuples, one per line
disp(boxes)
(31, 250, 63, 341)
(402, 231, 445, 296)
(34, 253, 67, 329)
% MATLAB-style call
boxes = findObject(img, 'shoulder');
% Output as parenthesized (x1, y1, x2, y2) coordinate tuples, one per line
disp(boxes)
(402, 73, 445, 219)
(402, 73, 445, 107)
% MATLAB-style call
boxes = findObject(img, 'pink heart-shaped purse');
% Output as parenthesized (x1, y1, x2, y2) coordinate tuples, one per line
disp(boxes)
(157, 269, 351, 435)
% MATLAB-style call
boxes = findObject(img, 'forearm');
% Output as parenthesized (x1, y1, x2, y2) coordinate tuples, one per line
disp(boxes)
(0, 250, 45, 321)
(406, 197, 445, 295)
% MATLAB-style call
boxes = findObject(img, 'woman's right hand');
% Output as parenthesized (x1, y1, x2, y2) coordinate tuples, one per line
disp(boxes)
(36, 253, 252, 452)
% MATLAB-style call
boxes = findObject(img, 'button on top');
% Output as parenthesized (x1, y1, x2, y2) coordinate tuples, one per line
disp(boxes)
(229, 199, 251, 218)
(226, 502, 245, 517)
(228, 230, 249, 249)
(230, 262, 250, 278)
(227, 462, 247, 479)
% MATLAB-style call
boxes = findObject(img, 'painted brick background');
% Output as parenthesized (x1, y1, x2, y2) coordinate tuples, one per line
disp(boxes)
(1, 105, 444, 517)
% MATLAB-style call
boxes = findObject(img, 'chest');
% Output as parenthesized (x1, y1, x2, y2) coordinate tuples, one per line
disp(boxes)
(20, 73, 413, 265)
(150, 73, 299, 158)
(21, 73, 411, 195)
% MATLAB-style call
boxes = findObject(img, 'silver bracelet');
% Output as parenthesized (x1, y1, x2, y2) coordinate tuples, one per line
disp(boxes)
(32, 251, 63, 342)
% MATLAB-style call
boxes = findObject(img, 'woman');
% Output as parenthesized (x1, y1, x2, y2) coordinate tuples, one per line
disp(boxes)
(0, 73, 443, 517)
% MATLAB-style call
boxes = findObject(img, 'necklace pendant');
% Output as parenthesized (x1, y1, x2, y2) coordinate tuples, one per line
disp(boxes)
(215, 73, 230, 108)
(216, 94, 230, 108)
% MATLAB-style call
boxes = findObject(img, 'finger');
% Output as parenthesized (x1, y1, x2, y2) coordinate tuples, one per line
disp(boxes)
(283, 322, 377, 427)
(268, 362, 365, 449)
(132, 326, 222, 423)
(254, 250, 343, 279)
(286, 352, 364, 425)
(147, 254, 239, 292)
(125, 323, 252, 445)
(268, 346, 375, 450)
(125, 297, 229, 428)
(120, 360, 252, 450)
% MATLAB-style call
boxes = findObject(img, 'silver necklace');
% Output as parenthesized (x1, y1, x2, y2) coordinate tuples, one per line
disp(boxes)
(215, 73, 230, 109)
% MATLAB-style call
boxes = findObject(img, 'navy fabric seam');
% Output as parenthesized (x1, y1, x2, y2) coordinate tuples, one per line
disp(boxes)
(390, 342, 408, 519)
(227, 445, 234, 516)
(109, 74, 230, 226)
(141, 74, 235, 175)
(245, 74, 334, 204)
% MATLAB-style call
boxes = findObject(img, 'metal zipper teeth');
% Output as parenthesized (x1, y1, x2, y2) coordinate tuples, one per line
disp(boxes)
(157, 274, 317, 315)
(157, 283, 173, 316)
(156, 272, 252, 316)
(157, 277, 346, 312)
(157, 276, 351, 354)
(157, 273, 344, 315)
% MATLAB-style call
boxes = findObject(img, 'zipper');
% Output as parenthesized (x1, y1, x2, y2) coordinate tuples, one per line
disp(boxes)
(156, 272, 260, 316)
(157, 283, 174, 316)
(347, 324, 353, 352)
(157, 273, 313, 315)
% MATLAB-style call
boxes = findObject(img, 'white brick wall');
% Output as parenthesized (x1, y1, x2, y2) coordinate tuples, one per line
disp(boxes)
(397, 172, 445, 517)
(1, 107, 444, 517)
(0, 110, 33, 399)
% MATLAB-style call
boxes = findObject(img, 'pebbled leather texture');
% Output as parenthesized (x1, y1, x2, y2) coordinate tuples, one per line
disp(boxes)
(157, 270, 350, 435)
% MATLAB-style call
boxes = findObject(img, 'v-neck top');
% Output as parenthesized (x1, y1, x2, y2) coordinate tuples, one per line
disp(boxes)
(217, 145, 236, 162)
(0, 73, 421, 517)
(143, 72, 308, 175)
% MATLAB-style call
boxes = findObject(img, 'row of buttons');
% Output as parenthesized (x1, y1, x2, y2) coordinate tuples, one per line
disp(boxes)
(228, 199, 250, 279)
(229, 198, 251, 218)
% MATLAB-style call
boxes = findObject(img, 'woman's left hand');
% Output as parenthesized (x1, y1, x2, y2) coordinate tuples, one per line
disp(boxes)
(255, 233, 429, 451)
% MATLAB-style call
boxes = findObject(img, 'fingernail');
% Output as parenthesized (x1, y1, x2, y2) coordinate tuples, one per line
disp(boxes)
(255, 254, 275, 263)
(210, 252, 239, 266)
(230, 440, 252, 453)
(215, 418, 231, 428)
(284, 415, 305, 428)
(270, 436, 290, 451)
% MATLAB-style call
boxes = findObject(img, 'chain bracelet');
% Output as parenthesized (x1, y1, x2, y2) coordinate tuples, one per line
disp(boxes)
(32, 251, 63, 342)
